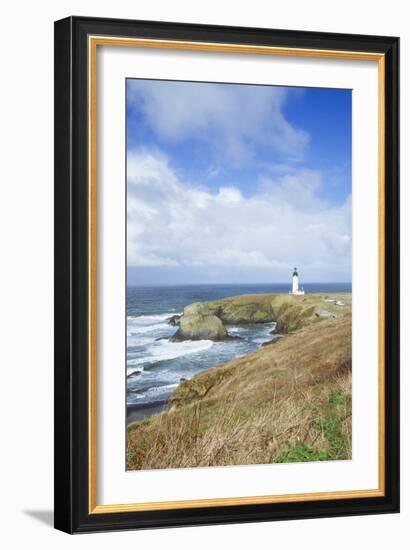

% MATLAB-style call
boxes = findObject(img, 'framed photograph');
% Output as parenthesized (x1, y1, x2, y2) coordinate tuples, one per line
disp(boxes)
(54, 16, 399, 533)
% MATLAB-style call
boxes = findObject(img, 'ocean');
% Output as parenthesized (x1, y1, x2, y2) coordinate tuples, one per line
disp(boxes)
(126, 283, 351, 423)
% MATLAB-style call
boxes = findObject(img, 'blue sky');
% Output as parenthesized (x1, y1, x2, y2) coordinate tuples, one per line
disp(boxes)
(126, 79, 352, 285)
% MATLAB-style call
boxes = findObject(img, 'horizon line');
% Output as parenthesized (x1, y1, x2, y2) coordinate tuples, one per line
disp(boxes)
(126, 282, 352, 288)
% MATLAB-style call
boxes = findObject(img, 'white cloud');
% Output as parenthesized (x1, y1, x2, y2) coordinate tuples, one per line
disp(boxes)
(127, 81, 309, 165)
(127, 150, 351, 282)
(216, 187, 243, 206)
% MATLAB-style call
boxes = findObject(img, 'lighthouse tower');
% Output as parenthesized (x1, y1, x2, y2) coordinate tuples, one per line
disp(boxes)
(290, 267, 305, 295)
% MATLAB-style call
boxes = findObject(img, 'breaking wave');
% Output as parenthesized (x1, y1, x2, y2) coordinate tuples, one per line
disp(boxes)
(127, 339, 214, 366)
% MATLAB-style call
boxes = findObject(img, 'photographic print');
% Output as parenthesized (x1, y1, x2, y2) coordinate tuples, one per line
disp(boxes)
(126, 79, 352, 471)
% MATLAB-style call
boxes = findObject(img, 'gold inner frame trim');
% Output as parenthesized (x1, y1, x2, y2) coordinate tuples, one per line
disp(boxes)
(88, 35, 386, 514)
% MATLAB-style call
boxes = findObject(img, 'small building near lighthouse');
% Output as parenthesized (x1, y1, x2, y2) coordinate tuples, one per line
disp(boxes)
(289, 267, 305, 295)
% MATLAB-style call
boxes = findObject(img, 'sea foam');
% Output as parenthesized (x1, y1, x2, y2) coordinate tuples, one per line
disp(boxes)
(127, 339, 213, 366)
(127, 313, 180, 335)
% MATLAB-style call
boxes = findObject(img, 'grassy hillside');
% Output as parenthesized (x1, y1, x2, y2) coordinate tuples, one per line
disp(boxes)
(127, 294, 352, 470)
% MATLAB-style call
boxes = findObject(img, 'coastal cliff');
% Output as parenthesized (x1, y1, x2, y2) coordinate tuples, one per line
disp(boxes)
(171, 292, 351, 339)
(127, 293, 352, 470)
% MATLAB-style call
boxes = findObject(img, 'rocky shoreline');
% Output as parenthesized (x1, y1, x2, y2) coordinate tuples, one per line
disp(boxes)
(165, 292, 351, 344)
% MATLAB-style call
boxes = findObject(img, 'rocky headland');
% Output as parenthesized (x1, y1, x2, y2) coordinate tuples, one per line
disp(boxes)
(168, 292, 351, 341)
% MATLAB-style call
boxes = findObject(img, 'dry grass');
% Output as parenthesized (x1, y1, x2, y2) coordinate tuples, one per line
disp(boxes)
(127, 316, 352, 470)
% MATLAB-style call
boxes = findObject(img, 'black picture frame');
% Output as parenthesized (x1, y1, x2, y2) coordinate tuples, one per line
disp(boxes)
(54, 15, 400, 534)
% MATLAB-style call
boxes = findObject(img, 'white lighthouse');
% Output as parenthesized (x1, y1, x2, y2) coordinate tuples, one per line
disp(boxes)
(290, 267, 305, 295)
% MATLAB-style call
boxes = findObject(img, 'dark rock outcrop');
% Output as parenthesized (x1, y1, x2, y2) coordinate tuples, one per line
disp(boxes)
(127, 370, 142, 379)
(167, 314, 181, 326)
